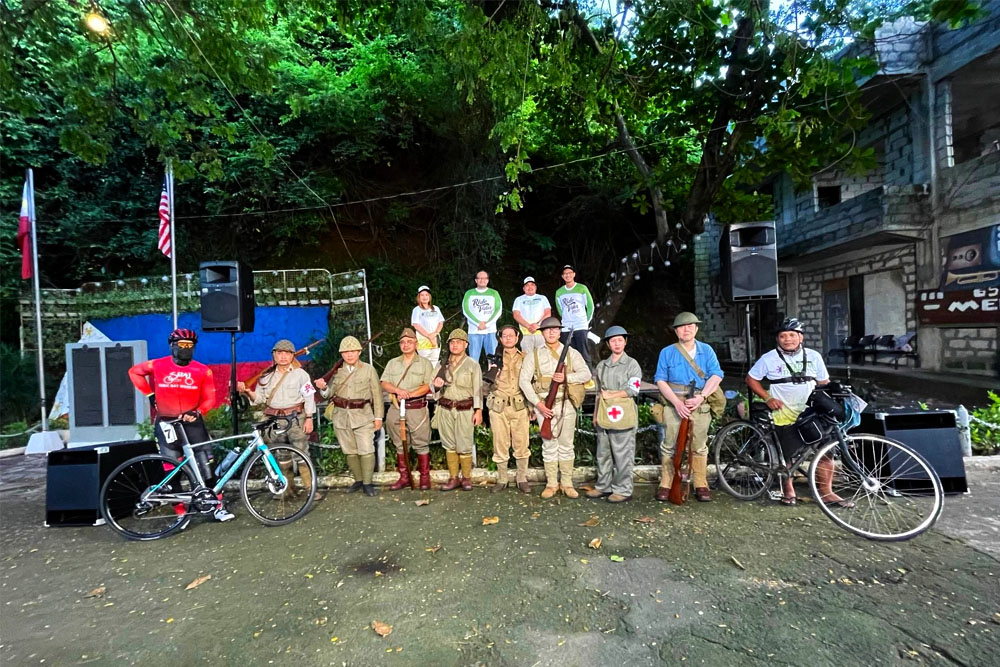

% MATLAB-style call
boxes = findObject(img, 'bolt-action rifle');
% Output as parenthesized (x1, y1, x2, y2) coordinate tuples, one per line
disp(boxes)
(244, 338, 325, 389)
(539, 332, 574, 441)
(318, 332, 383, 383)
(668, 380, 698, 506)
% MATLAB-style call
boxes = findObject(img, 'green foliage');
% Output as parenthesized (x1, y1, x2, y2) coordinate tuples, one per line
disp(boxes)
(1, 421, 33, 450)
(970, 391, 1000, 454)
(0, 343, 40, 424)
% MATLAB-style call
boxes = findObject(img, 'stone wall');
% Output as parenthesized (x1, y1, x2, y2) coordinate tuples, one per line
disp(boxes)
(942, 327, 1000, 373)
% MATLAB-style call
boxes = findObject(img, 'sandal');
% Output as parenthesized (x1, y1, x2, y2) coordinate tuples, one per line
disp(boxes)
(820, 495, 855, 508)
(780, 495, 797, 506)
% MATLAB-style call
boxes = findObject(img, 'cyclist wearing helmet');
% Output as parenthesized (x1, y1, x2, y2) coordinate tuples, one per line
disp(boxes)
(128, 328, 234, 522)
(746, 318, 846, 507)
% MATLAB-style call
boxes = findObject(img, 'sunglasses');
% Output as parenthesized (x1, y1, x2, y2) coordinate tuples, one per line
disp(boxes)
(175, 341, 195, 349)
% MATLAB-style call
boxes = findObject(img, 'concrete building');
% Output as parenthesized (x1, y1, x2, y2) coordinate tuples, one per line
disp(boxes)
(695, 3, 1000, 377)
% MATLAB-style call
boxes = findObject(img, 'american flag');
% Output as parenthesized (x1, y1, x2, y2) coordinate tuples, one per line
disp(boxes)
(157, 176, 172, 258)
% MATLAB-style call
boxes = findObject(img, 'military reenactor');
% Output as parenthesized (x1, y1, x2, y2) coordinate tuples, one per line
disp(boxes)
(588, 326, 642, 503)
(380, 328, 435, 490)
(314, 336, 384, 497)
(486, 324, 531, 493)
(653, 312, 724, 503)
(431, 329, 483, 491)
(237, 339, 321, 500)
(519, 316, 591, 499)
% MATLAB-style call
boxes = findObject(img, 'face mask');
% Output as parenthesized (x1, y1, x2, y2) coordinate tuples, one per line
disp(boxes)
(172, 344, 194, 363)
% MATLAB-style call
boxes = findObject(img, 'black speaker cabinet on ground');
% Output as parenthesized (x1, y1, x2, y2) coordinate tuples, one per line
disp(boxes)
(200, 261, 255, 332)
(854, 410, 968, 494)
(720, 221, 779, 302)
(46, 440, 158, 526)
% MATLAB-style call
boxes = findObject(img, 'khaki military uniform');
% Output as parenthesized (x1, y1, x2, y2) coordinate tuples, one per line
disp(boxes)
(487, 347, 530, 464)
(252, 366, 316, 451)
(520, 343, 591, 491)
(320, 362, 383, 455)
(380, 354, 434, 455)
(433, 355, 482, 455)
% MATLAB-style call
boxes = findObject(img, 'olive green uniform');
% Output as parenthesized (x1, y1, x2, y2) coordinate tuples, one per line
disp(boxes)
(487, 347, 530, 464)
(432, 355, 482, 455)
(380, 354, 434, 455)
(320, 362, 383, 456)
(252, 366, 316, 451)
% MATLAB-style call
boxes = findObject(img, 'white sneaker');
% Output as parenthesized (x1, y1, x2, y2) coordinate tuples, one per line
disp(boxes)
(213, 508, 235, 522)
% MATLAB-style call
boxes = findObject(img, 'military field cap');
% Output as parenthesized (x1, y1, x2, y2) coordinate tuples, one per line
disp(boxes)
(603, 325, 628, 340)
(399, 327, 417, 341)
(339, 335, 363, 352)
(496, 323, 520, 339)
(523, 276, 536, 285)
(539, 316, 562, 330)
(671, 312, 702, 328)
(272, 339, 296, 353)
(417, 285, 431, 294)
(447, 328, 469, 343)
(561, 264, 575, 273)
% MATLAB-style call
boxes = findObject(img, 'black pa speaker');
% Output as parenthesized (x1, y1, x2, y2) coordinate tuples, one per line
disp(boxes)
(720, 221, 779, 302)
(199, 261, 255, 332)
(855, 410, 968, 494)
(46, 440, 158, 526)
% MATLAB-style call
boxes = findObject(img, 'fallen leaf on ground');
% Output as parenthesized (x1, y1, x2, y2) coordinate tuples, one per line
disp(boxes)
(375, 571, 384, 577)
(609, 555, 625, 562)
(372, 620, 393, 637)
(730, 556, 746, 570)
(185, 575, 211, 590)
(588, 538, 602, 550)
(482, 516, 500, 525)
(414, 499, 430, 506)
(425, 543, 442, 553)
(315, 617, 328, 626)
(578, 516, 600, 527)
(634, 516, 655, 524)
(85, 587, 106, 598)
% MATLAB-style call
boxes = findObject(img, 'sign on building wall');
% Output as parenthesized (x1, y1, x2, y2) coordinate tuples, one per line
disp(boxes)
(917, 224, 1000, 324)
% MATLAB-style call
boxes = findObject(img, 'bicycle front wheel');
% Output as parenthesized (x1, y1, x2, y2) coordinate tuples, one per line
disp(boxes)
(810, 434, 944, 541)
(240, 446, 315, 526)
(713, 420, 775, 500)
(100, 455, 196, 541)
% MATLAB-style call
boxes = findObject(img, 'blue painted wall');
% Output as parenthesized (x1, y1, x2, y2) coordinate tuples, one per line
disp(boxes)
(92, 306, 330, 363)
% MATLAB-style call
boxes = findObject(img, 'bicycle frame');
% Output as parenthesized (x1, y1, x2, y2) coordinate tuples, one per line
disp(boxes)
(141, 421, 286, 504)
(772, 423, 874, 489)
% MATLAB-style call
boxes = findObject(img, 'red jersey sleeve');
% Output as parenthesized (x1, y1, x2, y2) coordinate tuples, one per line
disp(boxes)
(198, 367, 216, 415)
(128, 360, 155, 395)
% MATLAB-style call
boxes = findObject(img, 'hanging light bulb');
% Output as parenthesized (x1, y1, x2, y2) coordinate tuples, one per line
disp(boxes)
(116, 279, 125, 286)
(634, 274, 641, 281)
(631, 252, 638, 259)
(694, 234, 702, 241)
(647, 265, 654, 272)
(620, 257, 627, 263)
(85, 8, 110, 36)
(666, 239, 673, 246)
(605, 300, 611, 306)
(680, 243, 688, 250)
(675, 222, 682, 229)
(161, 276, 169, 282)
(664, 260, 671, 267)
(617, 289, 623, 294)
(140, 278, 148, 284)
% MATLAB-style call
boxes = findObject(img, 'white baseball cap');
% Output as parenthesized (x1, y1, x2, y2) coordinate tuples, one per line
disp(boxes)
(522, 276, 536, 285)
(416, 285, 431, 294)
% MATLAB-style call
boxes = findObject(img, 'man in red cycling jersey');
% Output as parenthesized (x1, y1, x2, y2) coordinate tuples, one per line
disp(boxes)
(128, 328, 234, 522)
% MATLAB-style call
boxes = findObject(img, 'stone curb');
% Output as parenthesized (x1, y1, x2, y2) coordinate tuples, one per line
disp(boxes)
(0, 447, 27, 459)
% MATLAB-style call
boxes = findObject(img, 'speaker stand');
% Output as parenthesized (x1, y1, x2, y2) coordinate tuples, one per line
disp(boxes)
(744, 303, 753, 368)
(230, 332, 239, 436)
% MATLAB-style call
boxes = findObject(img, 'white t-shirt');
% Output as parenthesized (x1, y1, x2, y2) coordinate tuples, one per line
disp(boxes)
(748, 347, 829, 426)
(411, 305, 444, 350)
(512, 293, 551, 334)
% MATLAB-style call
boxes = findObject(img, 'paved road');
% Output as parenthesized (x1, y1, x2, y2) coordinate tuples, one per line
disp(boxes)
(1, 454, 998, 666)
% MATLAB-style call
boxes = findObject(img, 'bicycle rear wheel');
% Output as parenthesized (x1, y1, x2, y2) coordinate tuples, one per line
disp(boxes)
(712, 420, 775, 500)
(240, 446, 315, 526)
(100, 455, 196, 541)
(810, 434, 944, 541)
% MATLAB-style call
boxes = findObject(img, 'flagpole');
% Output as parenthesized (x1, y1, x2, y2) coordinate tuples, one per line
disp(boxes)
(27, 168, 47, 432)
(167, 161, 178, 328)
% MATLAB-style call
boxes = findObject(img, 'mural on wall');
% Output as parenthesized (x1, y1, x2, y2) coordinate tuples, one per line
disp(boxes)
(918, 224, 1000, 324)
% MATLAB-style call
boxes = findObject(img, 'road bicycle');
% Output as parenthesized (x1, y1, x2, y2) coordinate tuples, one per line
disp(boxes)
(100, 416, 315, 540)
(712, 385, 943, 541)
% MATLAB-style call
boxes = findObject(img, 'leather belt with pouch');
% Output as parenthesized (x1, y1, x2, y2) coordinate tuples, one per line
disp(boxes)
(264, 403, 305, 417)
(438, 397, 475, 411)
(486, 392, 527, 412)
(332, 397, 371, 409)
(399, 398, 428, 410)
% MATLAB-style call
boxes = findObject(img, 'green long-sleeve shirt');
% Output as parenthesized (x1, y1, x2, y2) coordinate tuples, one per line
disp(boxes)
(463, 287, 502, 333)
(554, 283, 594, 330)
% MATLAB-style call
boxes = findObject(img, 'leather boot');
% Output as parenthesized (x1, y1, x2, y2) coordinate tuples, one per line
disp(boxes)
(490, 461, 509, 493)
(515, 458, 531, 494)
(390, 453, 412, 491)
(417, 453, 432, 490)
(360, 453, 377, 497)
(278, 460, 298, 497)
(299, 463, 324, 501)
(691, 453, 711, 501)
(440, 451, 462, 491)
(540, 461, 560, 499)
(345, 454, 364, 493)
(559, 459, 579, 499)
(459, 455, 474, 491)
